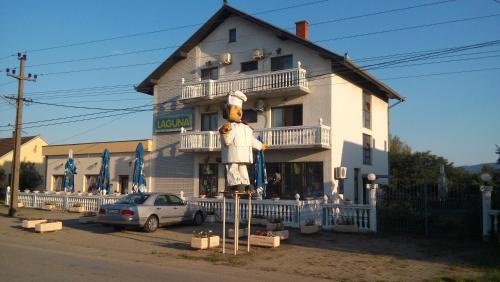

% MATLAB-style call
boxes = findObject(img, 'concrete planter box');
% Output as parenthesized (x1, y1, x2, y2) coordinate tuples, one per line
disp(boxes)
(332, 224, 359, 233)
(35, 221, 62, 233)
(42, 204, 57, 211)
(205, 214, 217, 223)
(22, 219, 47, 229)
(266, 222, 284, 231)
(228, 228, 248, 238)
(267, 230, 289, 240)
(17, 202, 24, 208)
(69, 206, 85, 213)
(191, 235, 220, 250)
(249, 235, 280, 248)
(300, 224, 321, 234)
(251, 218, 267, 226)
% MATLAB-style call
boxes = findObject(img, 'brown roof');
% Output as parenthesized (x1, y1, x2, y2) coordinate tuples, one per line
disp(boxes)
(135, 4, 403, 101)
(0, 136, 38, 158)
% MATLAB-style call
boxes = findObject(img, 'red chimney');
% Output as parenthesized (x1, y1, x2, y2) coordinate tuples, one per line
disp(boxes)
(295, 20, 308, 40)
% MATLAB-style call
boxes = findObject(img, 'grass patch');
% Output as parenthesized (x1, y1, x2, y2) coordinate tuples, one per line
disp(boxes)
(176, 251, 252, 267)
(432, 270, 500, 282)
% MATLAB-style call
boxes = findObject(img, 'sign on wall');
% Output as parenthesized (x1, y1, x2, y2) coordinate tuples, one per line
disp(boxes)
(154, 113, 192, 133)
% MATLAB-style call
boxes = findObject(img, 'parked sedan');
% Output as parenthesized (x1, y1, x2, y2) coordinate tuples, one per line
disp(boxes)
(97, 193, 205, 232)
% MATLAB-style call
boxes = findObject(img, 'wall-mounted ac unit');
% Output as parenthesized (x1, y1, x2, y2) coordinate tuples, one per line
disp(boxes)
(252, 49, 264, 60)
(334, 167, 347, 179)
(219, 52, 232, 65)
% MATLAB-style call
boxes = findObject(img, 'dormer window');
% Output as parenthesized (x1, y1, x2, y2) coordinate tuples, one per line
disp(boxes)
(229, 28, 236, 43)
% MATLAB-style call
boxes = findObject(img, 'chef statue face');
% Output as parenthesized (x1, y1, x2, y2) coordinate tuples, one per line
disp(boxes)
(224, 104, 243, 123)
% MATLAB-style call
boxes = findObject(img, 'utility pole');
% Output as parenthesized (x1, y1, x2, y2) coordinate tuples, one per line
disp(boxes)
(5, 53, 37, 217)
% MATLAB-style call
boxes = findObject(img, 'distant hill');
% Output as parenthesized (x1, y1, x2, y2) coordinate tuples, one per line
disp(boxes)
(460, 163, 500, 173)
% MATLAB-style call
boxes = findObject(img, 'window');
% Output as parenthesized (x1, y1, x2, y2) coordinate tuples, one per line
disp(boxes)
(116, 194, 150, 205)
(201, 112, 218, 131)
(363, 91, 371, 129)
(354, 168, 360, 203)
(154, 195, 168, 206)
(241, 60, 258, 72)
(53, 175, 64, 192)
(363, 134, 372, 165)
(167, 195, 185, 205)
(271, 105, 302, 127)
(271, 55, 293, 71)
(264, 162, 323, 200)
(199, 164, 218, 197)
(85, 175, 99, 192)
(229, 28, 236, 43)
(243, 109, 257, 123)
(201, 67, 218, 80)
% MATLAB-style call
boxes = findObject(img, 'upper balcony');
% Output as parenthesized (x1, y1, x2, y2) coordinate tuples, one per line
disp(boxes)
(179, 122, 331, 152)
(180, 62, 309, 104)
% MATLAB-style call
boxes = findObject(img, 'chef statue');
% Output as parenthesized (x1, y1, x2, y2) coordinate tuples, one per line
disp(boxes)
(220, 90, 268, 193)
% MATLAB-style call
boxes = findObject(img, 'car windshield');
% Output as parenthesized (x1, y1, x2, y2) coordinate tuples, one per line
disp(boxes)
(115, 194, 149, 205)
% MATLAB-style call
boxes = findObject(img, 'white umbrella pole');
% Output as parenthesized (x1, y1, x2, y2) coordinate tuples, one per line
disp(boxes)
(247, 192, 251, 253)
(222, 195, 226, 255)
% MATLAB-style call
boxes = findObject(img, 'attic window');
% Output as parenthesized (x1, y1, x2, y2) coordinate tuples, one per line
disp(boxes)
(229, 29, 236, 43)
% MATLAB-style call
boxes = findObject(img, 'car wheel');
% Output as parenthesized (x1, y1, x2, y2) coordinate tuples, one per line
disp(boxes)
(143, 215, 159, 233)
(113, 225, 125, 231)
(193, 212, 204, 226)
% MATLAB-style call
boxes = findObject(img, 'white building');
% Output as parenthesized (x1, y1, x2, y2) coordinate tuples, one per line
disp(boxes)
(136, 4, 403, 203)
(43, 140, 152, 194)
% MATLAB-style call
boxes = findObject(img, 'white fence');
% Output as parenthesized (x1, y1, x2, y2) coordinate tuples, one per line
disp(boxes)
(7, 191, 123, 212)
(180, 124, 331, 151)
(188, 197, 376, 232)
(181, 65, 308, 101)
(481, 185, 499, 240)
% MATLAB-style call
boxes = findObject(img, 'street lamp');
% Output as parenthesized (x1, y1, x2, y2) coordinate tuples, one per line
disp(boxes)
(367, 173, 377, 190)
(480, 173, 492, 186)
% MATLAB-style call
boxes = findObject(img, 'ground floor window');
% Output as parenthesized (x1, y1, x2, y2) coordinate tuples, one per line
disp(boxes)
(85, 175, 99, 193)
(265, 162, 323, 200)
(199, 164, 218, 197)
(53, 175, 64, 192)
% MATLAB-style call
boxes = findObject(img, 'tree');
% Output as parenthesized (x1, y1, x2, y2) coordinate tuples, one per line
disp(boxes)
(19, 162, 42, 190)
(0, 166, 6, 187)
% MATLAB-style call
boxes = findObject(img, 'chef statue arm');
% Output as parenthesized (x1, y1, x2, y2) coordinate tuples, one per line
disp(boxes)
(252, 137, 269, 151)
(219, 123, 235, 146)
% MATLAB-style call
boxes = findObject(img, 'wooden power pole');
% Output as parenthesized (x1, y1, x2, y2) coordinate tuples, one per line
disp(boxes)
(6, 53, 36, 217)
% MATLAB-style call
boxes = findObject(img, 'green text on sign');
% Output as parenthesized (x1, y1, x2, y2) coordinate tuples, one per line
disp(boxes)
(154, 114, 192, 132)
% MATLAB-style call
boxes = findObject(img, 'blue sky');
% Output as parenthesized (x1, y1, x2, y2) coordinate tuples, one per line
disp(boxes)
(0, 0, 499, 166)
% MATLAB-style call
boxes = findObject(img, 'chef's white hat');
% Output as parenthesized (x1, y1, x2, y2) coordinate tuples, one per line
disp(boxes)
(227, 90, 247, 108)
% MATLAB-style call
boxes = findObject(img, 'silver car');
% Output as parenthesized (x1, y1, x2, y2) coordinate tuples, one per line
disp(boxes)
(97, 193, 205, 232)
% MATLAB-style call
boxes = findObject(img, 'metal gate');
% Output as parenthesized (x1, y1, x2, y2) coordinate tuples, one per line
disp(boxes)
(377, 183, 482, 238)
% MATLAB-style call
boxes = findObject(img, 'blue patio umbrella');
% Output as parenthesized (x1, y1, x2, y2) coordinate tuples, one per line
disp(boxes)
(254, 137, 267, 198)
(132, 143, 147, 193)
(97, 149, 110, 195)
(62, 150, 77, 193)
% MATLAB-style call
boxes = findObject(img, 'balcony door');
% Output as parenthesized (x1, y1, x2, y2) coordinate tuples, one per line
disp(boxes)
(201, 112, 218, 131)
(271, 105, 302, 127)
(199, 164, 218, 197)
(271, 55, 293, 71)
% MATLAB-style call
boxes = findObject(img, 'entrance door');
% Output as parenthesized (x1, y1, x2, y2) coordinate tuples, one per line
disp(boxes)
(199, 164, 218, 197)
(119, 175, 129, 194)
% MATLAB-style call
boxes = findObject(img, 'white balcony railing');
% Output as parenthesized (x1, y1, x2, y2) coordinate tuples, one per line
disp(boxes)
(180, 123, 330, 152)
(181, 62, 308, 102)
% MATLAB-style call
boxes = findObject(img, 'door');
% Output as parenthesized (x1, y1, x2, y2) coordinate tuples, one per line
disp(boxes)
(166, 195, 189, 221)
(119, 175, 129, 194)
(153, 195, 170, 224)
(199, 164, 218, 197)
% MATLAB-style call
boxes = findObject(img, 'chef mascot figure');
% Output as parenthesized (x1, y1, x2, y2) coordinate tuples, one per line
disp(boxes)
(220, 90, 268, 193)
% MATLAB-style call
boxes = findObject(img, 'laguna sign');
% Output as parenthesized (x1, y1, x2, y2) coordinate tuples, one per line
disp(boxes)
(154, 114, 192, 132)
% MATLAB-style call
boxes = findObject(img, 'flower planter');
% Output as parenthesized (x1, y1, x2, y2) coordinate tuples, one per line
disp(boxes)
(267, 230, 289, 240)
(332, 224, 359, 233)
(17, 202, 24, 208)
(272, 198, 280, 201)
(69, 206, 85, 213)
(205, 214, 217, 223)
(266, 222, 284, 231)
(251, 218, 267, 226)
(228, 228, 248, 238)
(42, 204, 57, 211)
(191, 235, 220, 250)
(300, 224, 321, 234)
(249, 235, 280, 248)
(35, 221, 62, 233)
(22, 219, 47, 229)
(199, 195, 206, 199)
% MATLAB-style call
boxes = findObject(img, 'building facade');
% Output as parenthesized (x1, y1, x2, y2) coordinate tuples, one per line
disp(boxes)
(42, 140, 152, 193)
(0, 135, 48, 188)
(136, 5, 403, 203)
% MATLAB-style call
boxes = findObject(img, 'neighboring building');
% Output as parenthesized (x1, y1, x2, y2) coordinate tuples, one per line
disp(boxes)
(0, 135, 48, 187)
(136, 4, 403, 203)
(42, 140, 152, 193)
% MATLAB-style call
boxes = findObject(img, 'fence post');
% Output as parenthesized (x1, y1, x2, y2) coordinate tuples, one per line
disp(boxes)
(63, 194, 68, 210)
(368, 184, 378, 232)
(295, 193, 301, 227)
(481, 185, 493, 241)
(33, 192, 37, 208)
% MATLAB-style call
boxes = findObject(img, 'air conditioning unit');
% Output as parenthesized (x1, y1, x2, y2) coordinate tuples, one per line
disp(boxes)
(219, 52, 232, 65)
(334, 167, 347, 179)
(252, 48, 264, 60)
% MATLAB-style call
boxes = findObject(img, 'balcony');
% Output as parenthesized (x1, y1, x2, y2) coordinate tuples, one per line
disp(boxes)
(179, 124, 331, 152)
(180, 62, 309, 104)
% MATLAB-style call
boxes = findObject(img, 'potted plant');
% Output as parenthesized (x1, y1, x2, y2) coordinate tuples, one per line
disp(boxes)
(199, 191, 207, 199)
(332, 216, 359, 233)
(43, 201, 57, 211)
(266, 217, 284, 231)
(249, 230, 280, 248)
(300, 218, 321, 234)
(191, 230, 219, 250)
(69, 203, 85, 213)
(343, 198, 353, 205)
(271, 193, 280, 201)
